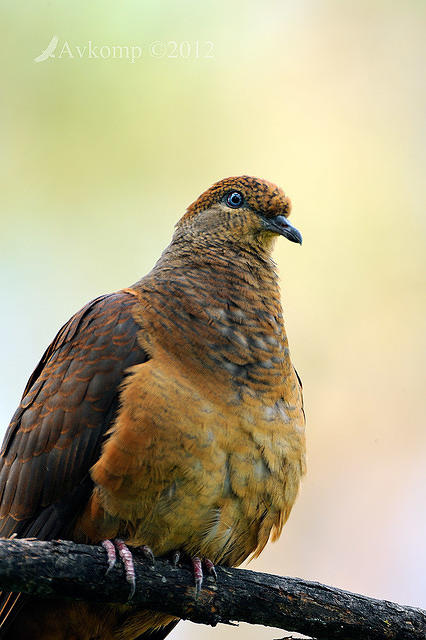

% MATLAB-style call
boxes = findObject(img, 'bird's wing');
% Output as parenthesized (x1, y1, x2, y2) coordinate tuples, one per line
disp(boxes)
(0, 290, 148, 540)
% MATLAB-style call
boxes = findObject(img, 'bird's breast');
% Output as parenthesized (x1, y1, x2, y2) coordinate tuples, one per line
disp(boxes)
(88, 353, 305, 566)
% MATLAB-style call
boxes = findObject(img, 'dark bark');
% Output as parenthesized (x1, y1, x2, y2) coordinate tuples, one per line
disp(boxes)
(0, 538, 424, 639)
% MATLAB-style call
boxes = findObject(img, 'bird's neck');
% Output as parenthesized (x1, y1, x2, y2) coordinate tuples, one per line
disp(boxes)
(152, 235, 279, 292)
(132, 239, 292, 390)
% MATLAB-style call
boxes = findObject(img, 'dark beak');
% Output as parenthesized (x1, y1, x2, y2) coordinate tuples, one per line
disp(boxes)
(263, 215, 302, 244)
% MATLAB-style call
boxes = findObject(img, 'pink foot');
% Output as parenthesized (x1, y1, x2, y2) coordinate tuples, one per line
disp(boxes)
(191, 556, 217, 596)
(102, 539, 137, 600)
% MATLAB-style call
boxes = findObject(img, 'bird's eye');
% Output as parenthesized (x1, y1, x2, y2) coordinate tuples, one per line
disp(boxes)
(226, 191, 244, 208)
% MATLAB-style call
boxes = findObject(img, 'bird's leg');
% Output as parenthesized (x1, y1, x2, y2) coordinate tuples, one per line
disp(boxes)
(191, 556, 217, 597)
(101, 539, 136, 600)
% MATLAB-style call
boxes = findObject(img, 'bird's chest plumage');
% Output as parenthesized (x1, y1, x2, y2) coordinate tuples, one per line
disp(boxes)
(90, 334, 305, 566)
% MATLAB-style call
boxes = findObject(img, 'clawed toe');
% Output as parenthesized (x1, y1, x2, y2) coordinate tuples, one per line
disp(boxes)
(192, 556, 203, 596)
(191, 556, 217, 596)
(204, 558, 217, 580)
(172, 550, 180, 567)
(102, 539, 118, 574)
(138, 544, 155, 566)
(101, 539, 136, 601)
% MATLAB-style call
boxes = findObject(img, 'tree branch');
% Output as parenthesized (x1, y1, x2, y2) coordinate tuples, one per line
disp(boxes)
(0, 539, 424, 639)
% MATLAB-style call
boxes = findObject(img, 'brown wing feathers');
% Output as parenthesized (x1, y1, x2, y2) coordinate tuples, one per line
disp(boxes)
(0, 292, 147, 540)
(0, 292, 148, 635)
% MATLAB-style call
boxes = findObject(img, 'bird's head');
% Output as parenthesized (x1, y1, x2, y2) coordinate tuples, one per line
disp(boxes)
(175, 176, 302, 251)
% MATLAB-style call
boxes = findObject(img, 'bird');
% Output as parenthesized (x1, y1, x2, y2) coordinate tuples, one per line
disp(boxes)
(0, 175, 306, 640)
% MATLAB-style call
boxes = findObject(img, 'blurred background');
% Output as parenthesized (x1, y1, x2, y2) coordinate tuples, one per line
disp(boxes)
(0, 1, 425, 637)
